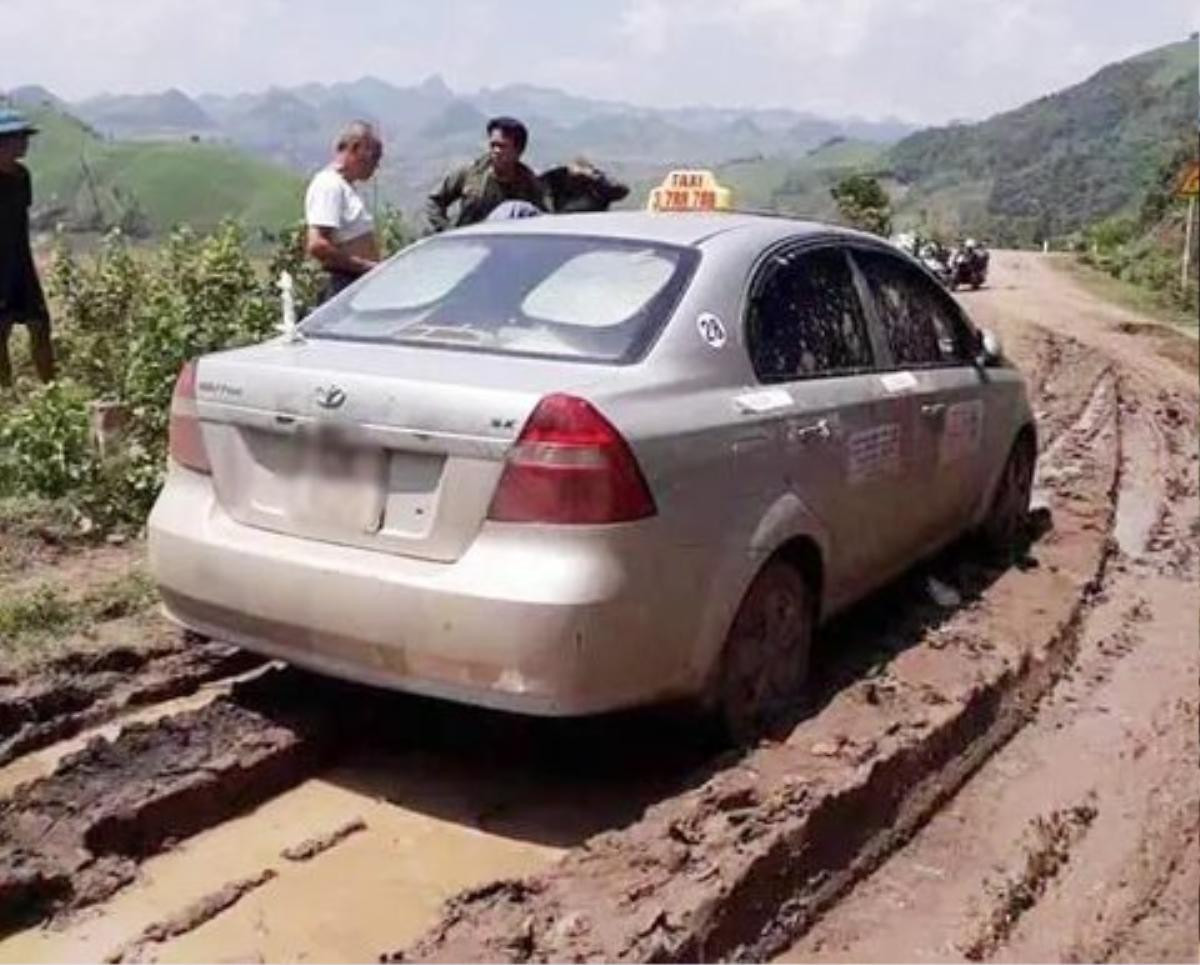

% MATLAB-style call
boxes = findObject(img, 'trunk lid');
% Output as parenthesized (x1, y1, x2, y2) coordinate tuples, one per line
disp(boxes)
(193, 338, 611, 562)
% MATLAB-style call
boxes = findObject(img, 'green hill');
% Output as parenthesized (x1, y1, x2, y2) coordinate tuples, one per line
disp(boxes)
(885, 37, 1199, 244)
(20, 105, 304, 236)
(697, 139, 889, 217)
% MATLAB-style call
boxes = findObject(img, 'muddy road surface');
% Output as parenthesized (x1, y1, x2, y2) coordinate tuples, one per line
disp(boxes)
(0, 252, 1195, 963)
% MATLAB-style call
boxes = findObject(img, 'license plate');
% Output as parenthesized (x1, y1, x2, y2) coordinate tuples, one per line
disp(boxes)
(292, 426, 385, 533)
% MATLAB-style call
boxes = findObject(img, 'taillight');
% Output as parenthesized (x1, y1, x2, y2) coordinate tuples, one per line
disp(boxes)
(168, 360, 211, 474)
(487, 394, 656, 524)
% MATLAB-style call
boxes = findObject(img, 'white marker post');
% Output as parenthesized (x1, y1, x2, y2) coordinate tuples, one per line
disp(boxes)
(277, 270, 301, 342)
(1175, 161, 1199, 294)
(1182, 194, 1196, 294)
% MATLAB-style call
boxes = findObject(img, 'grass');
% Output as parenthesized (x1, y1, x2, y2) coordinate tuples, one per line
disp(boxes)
(0, 497, 87, 576)
(0, 584, 76, 643)
(0, 562, 158, 661)
(1049, 254, 1199, 336)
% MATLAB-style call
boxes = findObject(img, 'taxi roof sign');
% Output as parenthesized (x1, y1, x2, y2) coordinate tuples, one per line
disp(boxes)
(647, 169, 733, 212)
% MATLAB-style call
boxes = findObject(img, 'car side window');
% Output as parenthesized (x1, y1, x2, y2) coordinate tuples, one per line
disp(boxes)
(854, 251, 974, 367)
(747, 246, 873, 382)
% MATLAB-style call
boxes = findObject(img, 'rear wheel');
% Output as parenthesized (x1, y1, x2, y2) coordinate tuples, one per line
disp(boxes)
(982, 434, 1036, 558)
(713, 560, 814, 745)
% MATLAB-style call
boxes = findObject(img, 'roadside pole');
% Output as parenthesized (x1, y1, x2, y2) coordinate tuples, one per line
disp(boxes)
(1182, 194, 1196, 293)
(1176, 161, 1199, 294)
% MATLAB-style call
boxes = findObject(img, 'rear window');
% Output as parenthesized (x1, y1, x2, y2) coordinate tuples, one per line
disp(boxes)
(303, 234, 699, 363)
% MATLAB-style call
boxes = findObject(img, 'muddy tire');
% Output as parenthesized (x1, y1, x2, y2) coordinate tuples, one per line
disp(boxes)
(713, 560, 814, 745)
(981, 434, 1036, 558)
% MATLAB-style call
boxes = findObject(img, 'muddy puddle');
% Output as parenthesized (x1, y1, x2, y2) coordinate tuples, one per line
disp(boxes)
(0, 662, 722, 962)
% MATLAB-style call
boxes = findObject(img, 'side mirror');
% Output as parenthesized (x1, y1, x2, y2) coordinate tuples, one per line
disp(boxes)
(978, 328, 1003, 367)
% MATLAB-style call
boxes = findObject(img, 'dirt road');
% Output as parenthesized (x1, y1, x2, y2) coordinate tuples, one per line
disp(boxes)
(0, 251, 1194, 963)
(780, 252, 1199, 964)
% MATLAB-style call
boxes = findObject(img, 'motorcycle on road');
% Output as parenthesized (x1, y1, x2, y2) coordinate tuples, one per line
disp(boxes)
(948, 242, 989, 290)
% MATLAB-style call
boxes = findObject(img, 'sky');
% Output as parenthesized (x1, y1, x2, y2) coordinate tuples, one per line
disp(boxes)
(1, 0, 1197, 125)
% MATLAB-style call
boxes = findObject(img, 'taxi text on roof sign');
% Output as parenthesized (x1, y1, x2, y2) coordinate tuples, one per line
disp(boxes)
(647, 169, 734, 212)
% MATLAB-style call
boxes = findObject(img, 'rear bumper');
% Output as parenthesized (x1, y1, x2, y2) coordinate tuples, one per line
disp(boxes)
(147, 468, 704, 715)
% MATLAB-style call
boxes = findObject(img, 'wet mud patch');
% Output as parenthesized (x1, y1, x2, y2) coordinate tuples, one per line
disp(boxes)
(106, 869, 278, 964)
(280, 817, 367, 862)
(959, 799, 1099, 961)
(0, 638, 265, 769)
(0, 668, 357, 934)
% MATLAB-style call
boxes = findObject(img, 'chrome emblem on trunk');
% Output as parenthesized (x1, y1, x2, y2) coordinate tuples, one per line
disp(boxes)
(315, 385, 347, 410)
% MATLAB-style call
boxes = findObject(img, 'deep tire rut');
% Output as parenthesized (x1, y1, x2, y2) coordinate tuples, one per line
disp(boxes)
(0, 670, 354, 933)
(0, 640, 266, 770)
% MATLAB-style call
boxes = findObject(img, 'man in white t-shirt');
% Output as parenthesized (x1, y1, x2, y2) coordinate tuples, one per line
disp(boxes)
(305, 120, 383, 301)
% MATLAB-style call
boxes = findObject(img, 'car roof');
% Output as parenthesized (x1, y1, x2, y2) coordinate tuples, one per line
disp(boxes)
(454, 210, 880, 250)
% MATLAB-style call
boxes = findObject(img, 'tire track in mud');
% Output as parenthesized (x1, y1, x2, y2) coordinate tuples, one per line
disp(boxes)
(779, 350, 1197, 963)
(395, 366, 1123, 964)
(0, 670, 355, 933)
(1013, 327, 1108, 457)
(958, 798, 1100, 961)
(0, 659, 724, 955)
(0, 639, 266, 770)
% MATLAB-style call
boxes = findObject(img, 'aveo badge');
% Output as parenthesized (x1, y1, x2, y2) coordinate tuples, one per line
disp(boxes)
(697, 312, 727, 349)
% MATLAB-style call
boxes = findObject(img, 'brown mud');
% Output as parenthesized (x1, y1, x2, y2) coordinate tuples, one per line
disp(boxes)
(0, 639, 265, 768)
(0, 672, 343, 932)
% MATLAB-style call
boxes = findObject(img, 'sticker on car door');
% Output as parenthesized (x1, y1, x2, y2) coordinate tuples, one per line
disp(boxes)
(847, 423, 902, 485)
(735, 388, 792, 413)
(879, 371, 919, 393)
(697, 312, 728, 348)
(940, 400, 984, 464)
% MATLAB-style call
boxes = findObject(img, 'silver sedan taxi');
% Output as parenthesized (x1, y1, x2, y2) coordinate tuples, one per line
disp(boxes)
(148, 195, 1035, 738)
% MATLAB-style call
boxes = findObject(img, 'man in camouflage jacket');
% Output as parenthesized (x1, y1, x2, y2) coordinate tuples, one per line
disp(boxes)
(425, 116, 546, 231)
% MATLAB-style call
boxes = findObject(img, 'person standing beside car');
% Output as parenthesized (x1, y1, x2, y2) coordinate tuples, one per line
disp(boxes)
(0, 108, 55, 388)
(425, 117, 545, 232)
(305, 120, 383, 301)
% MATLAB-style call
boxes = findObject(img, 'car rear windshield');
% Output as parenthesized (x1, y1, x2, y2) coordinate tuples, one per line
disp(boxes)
(302, 234, 699, 363)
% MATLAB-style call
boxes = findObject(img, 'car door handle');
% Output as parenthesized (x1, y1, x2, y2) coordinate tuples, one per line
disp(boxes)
(789, 418, 833, 443)
(921, 403, 947, 419)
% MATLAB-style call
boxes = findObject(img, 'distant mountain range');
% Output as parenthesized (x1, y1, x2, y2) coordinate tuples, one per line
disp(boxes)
(7, 76, 915, 208)
(5, 35, 1196, 245)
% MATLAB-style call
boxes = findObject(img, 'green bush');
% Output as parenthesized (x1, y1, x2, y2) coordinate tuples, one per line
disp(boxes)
(1, 220, 309, 533)
(830, 174, 893, 236)
(0, 380, 96, 500)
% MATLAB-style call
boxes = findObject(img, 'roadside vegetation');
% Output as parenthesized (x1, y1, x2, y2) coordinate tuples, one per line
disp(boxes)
(0, 214, 412, 539)
(830, 173, 892, 236)
(1065, 134, 1199, 326)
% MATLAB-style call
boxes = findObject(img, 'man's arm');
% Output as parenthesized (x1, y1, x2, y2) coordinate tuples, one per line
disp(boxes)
(425, 166, 466, 233)
(304, 226, 376, 275)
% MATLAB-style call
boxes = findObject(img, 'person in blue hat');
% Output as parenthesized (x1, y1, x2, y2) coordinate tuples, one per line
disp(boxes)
(0, 107, 55, 388)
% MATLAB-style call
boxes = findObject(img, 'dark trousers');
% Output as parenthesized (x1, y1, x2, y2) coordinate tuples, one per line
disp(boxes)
(0, 316, 55, 388)
(319, 270, 360, 305)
